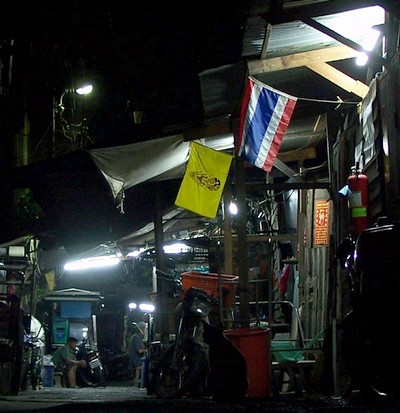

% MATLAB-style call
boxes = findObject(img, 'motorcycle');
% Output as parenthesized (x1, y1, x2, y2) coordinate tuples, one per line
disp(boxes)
(99, 347, 133, 381)
(337, 222, 397, 399)
(75, 337, 107, 387)
(153, 286, 248, 401)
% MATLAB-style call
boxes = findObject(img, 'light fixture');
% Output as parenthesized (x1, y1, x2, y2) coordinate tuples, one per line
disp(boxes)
(163, 243, 190, 254)
(139, 303, 155, 313)
(127, 248, 145, 258)
(64, 255, 120, 271)
(229, 200, 238, 215)
(356, 26, 382, 66)
(128, 302, 155, 312)
(320, 5, 385, 67)
(59, 84, 93, 107)
(76, 84, 93, 96)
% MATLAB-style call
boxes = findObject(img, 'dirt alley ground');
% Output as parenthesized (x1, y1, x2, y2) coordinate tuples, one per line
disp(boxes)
(2, 382, 400, 413)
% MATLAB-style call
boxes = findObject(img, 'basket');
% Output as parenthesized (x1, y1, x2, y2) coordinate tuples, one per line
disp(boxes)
(181, 271, 239, 308)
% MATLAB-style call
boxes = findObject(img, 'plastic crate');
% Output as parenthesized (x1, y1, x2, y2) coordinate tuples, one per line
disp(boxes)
(181, 271, 238, 308)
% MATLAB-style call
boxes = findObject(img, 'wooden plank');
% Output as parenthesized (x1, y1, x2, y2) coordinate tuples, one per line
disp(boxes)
(184, 117, 232, 140)
(214, 234, 298, 243)
(245, 181, 331, 191)
(278, 147, 317, 163)
(307, 62, 369, 98)
(260, 23, 272, 60)
(248, 45, 359, 75)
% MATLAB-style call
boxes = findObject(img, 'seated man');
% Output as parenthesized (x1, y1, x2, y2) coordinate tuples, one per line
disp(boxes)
(52, 337, 86, 388)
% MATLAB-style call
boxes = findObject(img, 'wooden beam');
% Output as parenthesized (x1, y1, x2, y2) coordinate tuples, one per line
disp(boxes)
(273, 158, 296, 178)
(214, 233, 298, 243)
(246, 180, 330, 191)
(183, 117, 232, 140)
(248, 45, 359, 75)
(278, 146, 317, 163)
(307, 62, 369, 98)
(313, 114, 325, 132)
(260, 23, 272, 60)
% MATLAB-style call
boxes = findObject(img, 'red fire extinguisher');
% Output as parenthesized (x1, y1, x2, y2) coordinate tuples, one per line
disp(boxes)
(347, 164, 369, 237)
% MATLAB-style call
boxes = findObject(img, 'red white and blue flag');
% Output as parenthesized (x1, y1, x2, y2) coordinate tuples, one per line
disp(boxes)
(236, 78, 297, 172)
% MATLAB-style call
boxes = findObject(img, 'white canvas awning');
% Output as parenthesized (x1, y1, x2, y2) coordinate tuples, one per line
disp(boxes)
(89, 134, 190, 198)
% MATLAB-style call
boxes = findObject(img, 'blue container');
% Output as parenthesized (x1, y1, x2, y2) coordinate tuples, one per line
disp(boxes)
(42, 365, 54, 387)
(141, 357, 149, 388)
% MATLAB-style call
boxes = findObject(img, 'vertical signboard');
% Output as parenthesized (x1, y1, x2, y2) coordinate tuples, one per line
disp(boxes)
(314, 200, 330, 246)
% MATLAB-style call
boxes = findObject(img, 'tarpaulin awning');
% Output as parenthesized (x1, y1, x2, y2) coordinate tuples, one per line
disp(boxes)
(89, 134, 190, 198)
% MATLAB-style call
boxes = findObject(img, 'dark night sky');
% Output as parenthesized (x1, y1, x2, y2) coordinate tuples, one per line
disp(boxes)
(1, 1, 249, 146)
(0, 1, 250, 251)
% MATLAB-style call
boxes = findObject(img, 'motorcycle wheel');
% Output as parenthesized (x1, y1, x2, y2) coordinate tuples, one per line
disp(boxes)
(341, 310, 388, 396)
(93, 366, 106, 387)
(155, 365, 182, 398)
(155, 344, 193, 399)
(101, 365, 110, 381)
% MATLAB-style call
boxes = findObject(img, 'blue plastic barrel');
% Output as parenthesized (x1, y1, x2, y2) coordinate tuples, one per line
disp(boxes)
(141, 357, 149, 388)
(42, 365, 54, 387)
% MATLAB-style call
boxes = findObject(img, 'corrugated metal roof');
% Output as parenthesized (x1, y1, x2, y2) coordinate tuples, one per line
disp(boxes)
(199, 2, 386, 164)
(254, 6, 384, 58)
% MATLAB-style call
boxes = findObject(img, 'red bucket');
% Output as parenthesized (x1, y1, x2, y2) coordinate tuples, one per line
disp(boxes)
(224, 327, 271, 398)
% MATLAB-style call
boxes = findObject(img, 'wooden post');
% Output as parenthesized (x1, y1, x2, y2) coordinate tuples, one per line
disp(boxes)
(236, 156, 250, 327)
(223, 185, 233, 275)
(154, 183, 169, 345)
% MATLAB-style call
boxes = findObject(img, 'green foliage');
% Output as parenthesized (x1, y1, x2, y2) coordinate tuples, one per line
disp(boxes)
(14, 188, 43, 229)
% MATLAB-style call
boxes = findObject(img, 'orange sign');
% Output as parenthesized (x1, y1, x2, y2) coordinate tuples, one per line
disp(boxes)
(314, 201, 330, 245)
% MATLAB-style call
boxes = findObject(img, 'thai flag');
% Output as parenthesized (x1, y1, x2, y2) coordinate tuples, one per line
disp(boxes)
(236, 78, 297, 172)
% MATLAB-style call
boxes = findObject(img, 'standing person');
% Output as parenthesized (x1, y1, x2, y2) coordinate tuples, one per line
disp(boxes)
(256, 253, 271, 302)
(279, 263, 293, 324)
(128, 321, 146, 388)
(52, 337, 86, 388)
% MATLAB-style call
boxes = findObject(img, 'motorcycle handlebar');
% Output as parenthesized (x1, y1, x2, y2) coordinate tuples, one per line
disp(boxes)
(184, 287, 220, 306)
(155, 268, 178, 282)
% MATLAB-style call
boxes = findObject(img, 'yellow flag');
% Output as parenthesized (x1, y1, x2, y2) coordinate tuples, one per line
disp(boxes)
(175, 142, 233, 218)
